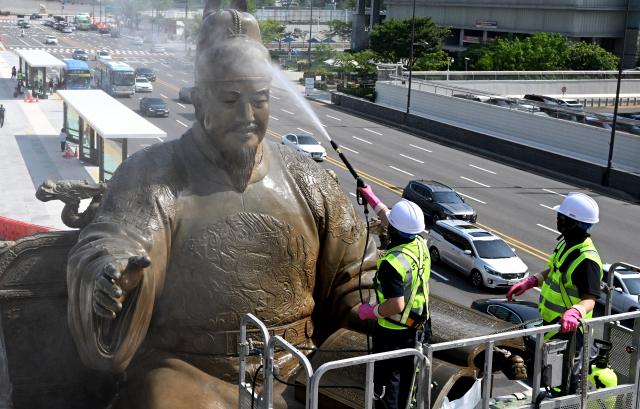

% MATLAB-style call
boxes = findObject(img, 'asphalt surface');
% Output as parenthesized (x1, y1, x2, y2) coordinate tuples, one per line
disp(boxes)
(4, 18, 640, 395)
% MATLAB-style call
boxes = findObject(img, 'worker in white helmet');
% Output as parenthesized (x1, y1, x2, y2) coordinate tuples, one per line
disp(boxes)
(357, 185, 430, 409)
(507, 192, 603, 395)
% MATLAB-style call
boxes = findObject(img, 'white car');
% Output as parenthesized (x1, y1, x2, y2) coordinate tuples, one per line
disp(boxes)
(135, 77, 153, 92)
(62, 26, 73, 33)
(131, 37, 143, 45)
(281, 133, 327, 161)
(150, 44, 164, 53)
(597, 264, 640, 313)
(558, 99, 583, 110)
(95, 50, 111, 61)
(428, 220, 529, 289)
(45, 35, 57, 44)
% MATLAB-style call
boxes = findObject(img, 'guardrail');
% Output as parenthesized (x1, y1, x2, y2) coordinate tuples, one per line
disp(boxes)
(401, 70, 640, 82)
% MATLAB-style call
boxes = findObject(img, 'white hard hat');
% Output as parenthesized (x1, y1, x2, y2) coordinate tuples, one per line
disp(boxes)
(388, 199, 425, 234)
(553, 192, 599, 224)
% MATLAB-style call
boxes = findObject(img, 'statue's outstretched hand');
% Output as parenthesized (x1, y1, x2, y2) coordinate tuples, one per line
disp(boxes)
(93, 256, 151, 320)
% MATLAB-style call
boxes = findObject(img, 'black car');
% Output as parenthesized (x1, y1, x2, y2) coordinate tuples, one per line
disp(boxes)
(140, 97, 169, 117)
(99, 26, 110, 34)
(110, 30, 120, 38)
(17, 21, 30, 28)
(471, 299, 541, 362)
(402, 180, 477, 224)
(135, 67, 156, 82)
(179, 86, 193, 103)
(30, 13, 42, 19)
(89, 24, 99, 30)
(72, 50, 88, 61)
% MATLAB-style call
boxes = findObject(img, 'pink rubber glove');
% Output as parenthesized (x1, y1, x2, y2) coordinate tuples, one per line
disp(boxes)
(357, 185, 382, 211)
(506, 276, 538, 301)
(358, 304, 378, 320)
(559, 307, 582, 333)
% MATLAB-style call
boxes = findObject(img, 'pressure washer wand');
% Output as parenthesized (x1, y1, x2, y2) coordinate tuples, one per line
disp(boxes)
(330, 140, 368, 206)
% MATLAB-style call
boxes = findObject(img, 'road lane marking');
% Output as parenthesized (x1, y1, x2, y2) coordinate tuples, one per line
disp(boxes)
(160, 94, 167, 98)
(166, 73, 172, 76)
(430, 269, 449, 281)
(271, 95, 280, 99)
(176, 120, 188, 127)
(457, 192, 486, 204)
(352, 136, 372, 144)
(389, 166, 414, 176)
(326, 115, 341, 121)
(341, 146, 359, 154)
(543, 188, 566, 197)
(269, 116, 279, 120)
(460, 176, 490, 188)
(177, 103, 186, 108)
(363, 128, 382, 135)
(537, 224, 557, 233)
(410, 144, 432, 153)
(349, 192, 356, 197)
(181, 79, 188, 83)
(160, 63, 170, 68)
(469, 164, 496, 174)
(540, 204, 555, 210)
(297, 128, 313, 134)
(400, 154, 424, 163)
(281, 109, 294, 114)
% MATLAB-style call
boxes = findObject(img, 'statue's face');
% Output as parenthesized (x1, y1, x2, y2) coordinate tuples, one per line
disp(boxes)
(194, 79, 270, 152)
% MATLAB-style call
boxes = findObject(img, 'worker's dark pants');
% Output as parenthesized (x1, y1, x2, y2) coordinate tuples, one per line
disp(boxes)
(373, 324, 420, 409)
(61, 141, 65, 152)
(550, 330, 583, 396)
(0, 115, 4, 127)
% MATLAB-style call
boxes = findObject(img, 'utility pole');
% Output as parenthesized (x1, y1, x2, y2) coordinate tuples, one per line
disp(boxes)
(404, 0, 416, 125)
(185, 0, 188, 50)
(307, 2, 312, 78)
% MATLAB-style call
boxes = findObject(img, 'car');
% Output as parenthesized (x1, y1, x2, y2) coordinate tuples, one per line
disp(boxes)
(72, 50, 88, 61)
(533, 111, 550, 118)
(135, 67, 156, 81)
(614, 122, 640, 136)
(402, 180, 477, 224)
(140, 97, 169, 117)
(523, 94, 560, 106)
(131, 37, 143, 45)
(62, 26, 73, 33)
(281, 133, 327, 161)
(30, 13, 42, 20)
(471, 298, 541, 362)
(110, 31, 120, 38)
(452, 93, 490, 103)
(618, 113, 640, 120)
(596, 264, 640, 313)
(44, 20, 55, 27)
(427, 220, 529, 288)
(485, 97, 537, 112)
(17, 21, 30, 28)
(44, 35, 57, 44)
(150, 44, 164, 53)
(557, 99, 583, 110)
(179, 86, 193, 103)
(95, 50, 110, 61)
(99, 26, 110, 34)
(89, 24, 99, 30)
(548, 111, 583, 123)
(135, 77, 153, 92)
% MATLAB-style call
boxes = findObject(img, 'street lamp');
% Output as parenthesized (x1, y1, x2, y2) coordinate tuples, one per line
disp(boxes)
(404, 0, 418, 125)
(446, 57, 454, 82)
(464, 57, 469, 72)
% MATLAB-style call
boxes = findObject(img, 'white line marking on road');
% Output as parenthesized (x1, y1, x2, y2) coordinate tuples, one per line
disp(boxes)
(271, 95, 280, 99)
(160, 63, 170, 68)
(341, 146, 359, 154)
(160, 94, 167, 98)
(177, 103, 186, 108)
(281, 109, 294, 114)
(460, 176, 491, 188)
(409, 144, 432, 153)
(297, 128, 313, 135)
(269, 116, 279, 120)
(457, 192, 486, 204)
(517, 381, 532, 391)
(537, 224, 557, 233)
(352, 136, 372, 144)
(326, 115, 341, 121)
(295, 103, 301, 106)
(389, 166, 414, 176)
(156, 137, 164, 142)
(400, 154, 424, 163)
(543, 188, 567, 197)
(181, 79, 188, 83)
(430, 269, 449, 281)
(363, 128, 382, 135)
(469, 164, 496, 174)
(176, 120, 189, 127)
(540, 204, 555, 210)
(349, 192, 356, 197)
(533, 287, 541, 292)
(166, 73, 172, 76)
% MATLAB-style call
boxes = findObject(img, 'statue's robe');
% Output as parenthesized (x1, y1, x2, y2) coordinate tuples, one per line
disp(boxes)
(66, 132, 378, 383)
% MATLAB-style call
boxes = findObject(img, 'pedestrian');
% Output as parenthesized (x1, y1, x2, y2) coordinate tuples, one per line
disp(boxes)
(507, 192, 602, 396)
(357, 188, 430, 409)
(60, 128, 67, 152)
(0, 105, 5, 128)
(49, 78, 54, 95)
(11, 66, 16, 80)
(17, 70, 22, 81)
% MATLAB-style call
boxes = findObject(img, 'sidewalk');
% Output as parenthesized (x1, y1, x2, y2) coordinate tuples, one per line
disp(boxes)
(278, 69, 332, 103)
(0, 44, 98, 231)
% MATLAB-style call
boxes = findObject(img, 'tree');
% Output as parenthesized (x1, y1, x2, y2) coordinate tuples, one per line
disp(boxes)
(323, 19, 352, 41)
(353, 50, 379, 75)
(293, 28, 309, 41)
(339, 0, 357, 10)
(473, 33, 571, 71)
(315, 43, 338, 62)
(368, 17, 450, 67)
(413, 50, 449, 71)
(104, 0, 150, 31)
(258, 18, 286, 47)
(180, 12, 203, 42)
(335, 52, 357, 75)
(567, 42, 619, 71)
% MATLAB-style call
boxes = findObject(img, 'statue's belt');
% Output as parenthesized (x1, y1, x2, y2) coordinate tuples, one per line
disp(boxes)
(155, 317, 314, 356)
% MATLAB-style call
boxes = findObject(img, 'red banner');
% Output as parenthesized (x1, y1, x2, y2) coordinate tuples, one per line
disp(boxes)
(476, 20, 498, 28)
(463, 35, 497, 43)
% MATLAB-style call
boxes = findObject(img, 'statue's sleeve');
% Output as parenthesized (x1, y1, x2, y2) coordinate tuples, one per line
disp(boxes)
(66, 147, 179, 373)
(280, 145, 379, 337)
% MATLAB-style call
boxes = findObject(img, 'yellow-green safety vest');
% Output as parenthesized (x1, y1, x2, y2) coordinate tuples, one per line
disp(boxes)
(539, 237, 602, 340)
(375, 235, 430, 330)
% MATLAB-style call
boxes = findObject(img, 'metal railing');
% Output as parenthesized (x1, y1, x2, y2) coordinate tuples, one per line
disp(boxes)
(400, 70, 640, 82)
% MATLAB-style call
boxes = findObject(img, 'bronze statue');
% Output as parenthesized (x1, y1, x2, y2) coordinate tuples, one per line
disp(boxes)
(66, 2, 379, 407)
(36, 180, 106, 229)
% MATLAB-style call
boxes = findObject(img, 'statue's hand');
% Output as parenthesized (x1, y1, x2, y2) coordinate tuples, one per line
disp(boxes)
(93, 256, 151, 320)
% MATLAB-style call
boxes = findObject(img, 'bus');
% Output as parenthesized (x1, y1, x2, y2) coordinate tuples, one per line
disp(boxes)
(94, 59, 135, 96)
(59, 59, 91, 90)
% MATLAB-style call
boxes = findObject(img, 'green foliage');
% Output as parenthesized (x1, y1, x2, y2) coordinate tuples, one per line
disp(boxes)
(180, 12, 203, 41)
(334, 52, 357, 74)
(353, 50, 379, 75)
(566, 42, 619, 70)
(293, 28, 308, 41)
(338, 85, 376, 98)
(412, 50, 449, 71)
(340, 0, 357, 10)
(315, 43, 338, 63)
(368, 17, 450, 67)
(323, 19, 352, 41)
(258, 18, 286, 47)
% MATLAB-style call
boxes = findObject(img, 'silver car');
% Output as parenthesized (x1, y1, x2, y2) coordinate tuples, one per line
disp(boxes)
(427, 220, 529, 288)
(596, 264, 640, 313)
(281, 133, 327, 161)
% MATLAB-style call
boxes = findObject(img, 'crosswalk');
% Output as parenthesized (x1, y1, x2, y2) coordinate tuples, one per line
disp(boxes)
(8, 46, 175, 56)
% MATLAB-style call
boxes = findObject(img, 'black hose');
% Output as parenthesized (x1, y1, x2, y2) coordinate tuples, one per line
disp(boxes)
(358, 212, 372, 354)
(251, 364, 263, 409)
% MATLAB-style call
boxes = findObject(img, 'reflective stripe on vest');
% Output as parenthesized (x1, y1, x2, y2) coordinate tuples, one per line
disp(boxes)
(538, 237, 602, 340)
(375, 236, 430, 330)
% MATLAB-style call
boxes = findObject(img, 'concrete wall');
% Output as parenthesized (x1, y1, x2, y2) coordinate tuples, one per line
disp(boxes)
(331, 92, 640, 199)
(376, 81, 640, 173)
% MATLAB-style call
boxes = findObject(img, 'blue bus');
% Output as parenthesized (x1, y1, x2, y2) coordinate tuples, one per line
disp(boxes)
(94, 59, 135, 96)
(59, 59, 91, 90)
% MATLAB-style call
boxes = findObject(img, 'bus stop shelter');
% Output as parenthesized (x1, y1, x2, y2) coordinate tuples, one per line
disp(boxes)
(16, 50, 66, 99)
(57, 90, 167, 181)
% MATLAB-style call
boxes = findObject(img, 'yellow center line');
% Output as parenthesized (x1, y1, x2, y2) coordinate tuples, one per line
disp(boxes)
(156, 78, 180, 92)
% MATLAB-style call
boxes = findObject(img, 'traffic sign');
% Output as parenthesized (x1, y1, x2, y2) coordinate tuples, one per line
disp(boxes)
(561, 87, 567, 93)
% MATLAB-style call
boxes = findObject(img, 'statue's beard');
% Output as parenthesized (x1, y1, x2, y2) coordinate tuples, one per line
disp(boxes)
(218, 144, 258, 193)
